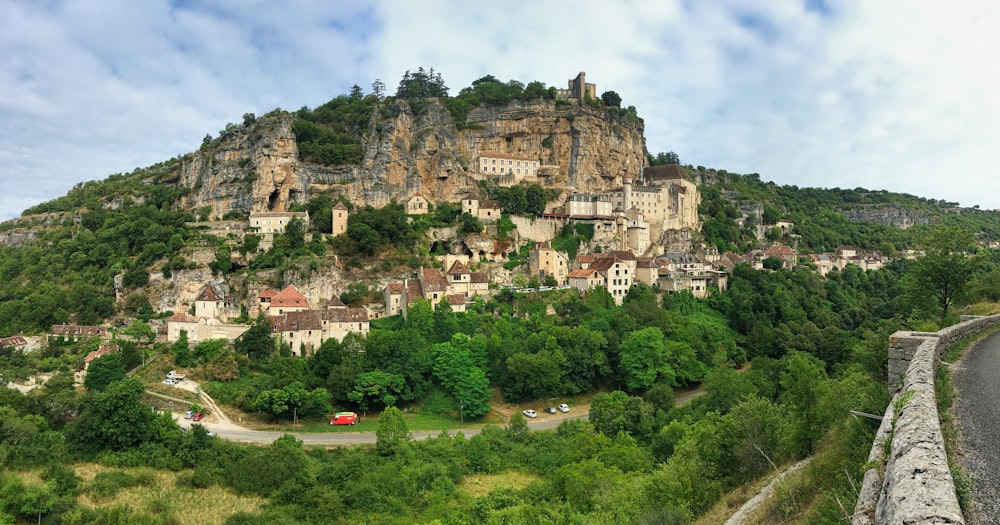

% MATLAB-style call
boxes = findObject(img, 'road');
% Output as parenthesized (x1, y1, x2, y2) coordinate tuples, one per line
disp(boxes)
(953, 329, 1000, 525)
(169, 381, 706, 446)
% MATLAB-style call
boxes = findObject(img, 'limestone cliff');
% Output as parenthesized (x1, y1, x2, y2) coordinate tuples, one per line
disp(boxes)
(174, 98, 647, 216)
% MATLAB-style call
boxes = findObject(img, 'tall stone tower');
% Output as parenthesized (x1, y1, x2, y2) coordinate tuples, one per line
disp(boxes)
(332, 202, 349, 236)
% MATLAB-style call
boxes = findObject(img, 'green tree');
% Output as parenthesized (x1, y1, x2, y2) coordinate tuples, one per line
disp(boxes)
(432, 335, 491, 418)
(619, 327, 675, 391)
(172, 330, 192, 367)
(71, 377, 154, 451)
(123, 320, 155, 348)
(600, 90, 622, 108)
(375, 406, 411, 456)
(458, 213, 483, 234)
(83, 353, 125, 392)
(237, 316, 275, 361)
(347, 371, 406, 410)
(908, 225, 983, 320)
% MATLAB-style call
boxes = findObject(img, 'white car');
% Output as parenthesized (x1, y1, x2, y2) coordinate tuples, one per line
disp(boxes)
(162, 379, 177, 385)
(522, 409, 537, 418)
(558, 403, 570, 413)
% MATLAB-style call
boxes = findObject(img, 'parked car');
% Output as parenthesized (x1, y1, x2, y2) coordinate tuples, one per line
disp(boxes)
(544, 407, 557, 414)
(330, 412, 358, 425)
(192, 412, 203, 421)
(522, 409, 537, 418)
(162, 379, 177, 385)
(183, 410, 193, 419)
(558, 403, 570, 413)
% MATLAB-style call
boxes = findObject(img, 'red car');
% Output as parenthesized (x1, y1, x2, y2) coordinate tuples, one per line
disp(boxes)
(192, 412, 203, 421)
(329, 412, 358, 425)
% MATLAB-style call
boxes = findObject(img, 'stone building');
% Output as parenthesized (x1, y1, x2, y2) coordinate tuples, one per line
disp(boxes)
(555, 71, 597, 100)
(249, 211, 310, 251)
(331, 202, 349, 236)
(528, 241, 569, 285)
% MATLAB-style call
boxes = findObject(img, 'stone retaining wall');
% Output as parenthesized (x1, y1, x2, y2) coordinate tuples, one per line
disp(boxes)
(853, 314, 1000, 524)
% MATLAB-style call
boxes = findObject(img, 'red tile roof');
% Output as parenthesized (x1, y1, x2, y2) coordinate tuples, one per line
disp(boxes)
(420, 268, 448, 293)
(271, 285, 308, 309)
(51, 324, 106, 337)
(197, 284, 223, 302)
(167, 313, 203, 323)
(470, 272, 489, 284)
(447, 260, 470, 275)
(323, 308, 369, 323)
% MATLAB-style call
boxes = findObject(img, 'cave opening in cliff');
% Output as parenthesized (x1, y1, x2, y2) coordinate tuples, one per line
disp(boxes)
(268, 190, 279, 211)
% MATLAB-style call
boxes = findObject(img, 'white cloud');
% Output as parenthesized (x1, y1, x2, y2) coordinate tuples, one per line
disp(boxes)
(3, 0, 1000, 222)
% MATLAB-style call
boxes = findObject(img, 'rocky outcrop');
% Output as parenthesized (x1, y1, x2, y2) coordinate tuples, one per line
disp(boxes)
(841, 206, 931, 229)
(172, 98, 646, 216)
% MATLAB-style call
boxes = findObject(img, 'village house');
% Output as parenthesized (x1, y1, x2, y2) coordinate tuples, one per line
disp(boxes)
(194, 283, 237, 322)
(528, 242, 569, 285)
(49, 324, 107, 343)
(75, 343, 118, 384)
(588, 252, 638, 305)
(567, 268, 604, 293)
(165, 312, 249, 344)
(249, 211, 310, 251)
(331, 202, 349, 236)
(260, 285, 310, 316)
(0, 336, 28, 350)
(764, 244, 797, 269)
(406, 194, 429, 215)
(477, 153, 539, 177)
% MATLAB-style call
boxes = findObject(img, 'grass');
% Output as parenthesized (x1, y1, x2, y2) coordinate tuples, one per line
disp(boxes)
(72, 463, 264, 525)
(457, 471, 540, 498)
(693, 472, 779, 525)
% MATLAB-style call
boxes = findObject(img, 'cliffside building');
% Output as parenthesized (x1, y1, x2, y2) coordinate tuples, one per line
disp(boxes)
(556, 72, 597, 101)
(332, 202, 349, 236)
(249, 211, 310, 251)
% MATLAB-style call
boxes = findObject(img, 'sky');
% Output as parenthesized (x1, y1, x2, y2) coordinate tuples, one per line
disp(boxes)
(3, 0, 1000, 222)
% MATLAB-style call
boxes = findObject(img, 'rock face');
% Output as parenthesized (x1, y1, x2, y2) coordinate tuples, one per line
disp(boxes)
(841, 206, 930, 229)
(174, 98, 647, 216)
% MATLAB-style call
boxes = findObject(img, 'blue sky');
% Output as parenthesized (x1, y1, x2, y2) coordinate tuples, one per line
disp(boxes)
(3, 0, 1000, 221)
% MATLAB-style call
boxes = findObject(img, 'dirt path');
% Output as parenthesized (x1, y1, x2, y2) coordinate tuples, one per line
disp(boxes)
(724, 457, 813, 525)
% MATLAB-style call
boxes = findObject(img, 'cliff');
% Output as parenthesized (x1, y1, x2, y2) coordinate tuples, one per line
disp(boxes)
(175, 98, 647, 216)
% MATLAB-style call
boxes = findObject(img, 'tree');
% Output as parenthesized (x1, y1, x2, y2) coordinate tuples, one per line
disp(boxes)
(600, 90, 622, 108)
(432, 335, 491, 418)
(908, 225, 983, 320)
(396, 67, 449, 99)
(619, 327, 675, 391)
(242, 112, 256, 126)
(83, 353, 125, 391)
(375, 406, 410, 455)
(458, 213, 484, 234)
(71, 377, 154, 451)
(371, 78, 386, 101)
(347, 371, 406, 410)
(123, 320, 155, 348)
(237, 316, 275, 361)
(172, 330, 192, 367)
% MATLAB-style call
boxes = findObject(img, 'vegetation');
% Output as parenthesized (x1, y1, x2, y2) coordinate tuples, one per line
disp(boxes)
(5, 67, 1000, 522)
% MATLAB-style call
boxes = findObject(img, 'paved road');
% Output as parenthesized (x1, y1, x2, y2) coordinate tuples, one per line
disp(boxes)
(953, 329, 1000, 525)
(172, 383, 706, 446)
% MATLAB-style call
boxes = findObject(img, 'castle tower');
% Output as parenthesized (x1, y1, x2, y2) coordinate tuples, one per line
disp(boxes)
(623, 178, 633, 211)
(332, 202, 349, 236)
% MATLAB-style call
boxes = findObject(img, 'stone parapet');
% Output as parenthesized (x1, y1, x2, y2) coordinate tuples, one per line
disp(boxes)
(854, 314, 1000, 524)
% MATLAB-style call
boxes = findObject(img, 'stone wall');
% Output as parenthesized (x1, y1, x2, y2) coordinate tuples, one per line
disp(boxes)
(510, 216, 563, 244)
(854, 314, 1000, 524)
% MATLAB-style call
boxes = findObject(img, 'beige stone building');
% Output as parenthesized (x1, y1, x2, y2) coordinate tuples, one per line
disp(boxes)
(249, 211, 310, 251)
(406, 194, 429, 215)
(332, 202, 349, 236)
(555, 71, 597, 100)
(528, 241, 569, 285)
